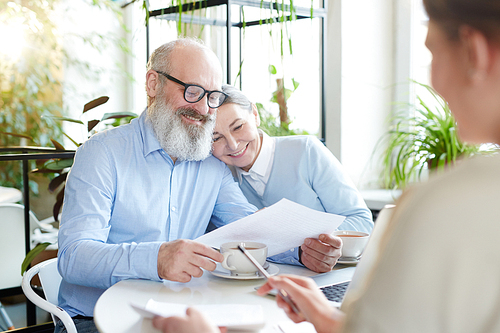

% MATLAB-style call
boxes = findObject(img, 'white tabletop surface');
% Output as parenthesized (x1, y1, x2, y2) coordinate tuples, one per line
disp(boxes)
(94, 263, 356, 333)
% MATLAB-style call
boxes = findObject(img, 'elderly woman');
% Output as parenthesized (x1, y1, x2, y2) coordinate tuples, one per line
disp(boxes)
(153, 0, 500, 331)
(211, 84, 374, 267)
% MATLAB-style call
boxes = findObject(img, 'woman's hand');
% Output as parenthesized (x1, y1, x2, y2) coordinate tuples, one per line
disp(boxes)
(152, 307, 226, 333)
(257, 274, 345, 333)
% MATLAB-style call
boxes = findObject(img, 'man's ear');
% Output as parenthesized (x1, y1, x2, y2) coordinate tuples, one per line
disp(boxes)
(252, 103, 260, 127)
(460, 26, 490, 83)
(146, 70, 160, 99)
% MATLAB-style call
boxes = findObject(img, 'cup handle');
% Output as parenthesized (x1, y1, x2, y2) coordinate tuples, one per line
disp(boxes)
(221, 252, 236, 271)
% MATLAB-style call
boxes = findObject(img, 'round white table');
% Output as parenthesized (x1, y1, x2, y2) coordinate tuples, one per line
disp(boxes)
(94, 263, 356, 333)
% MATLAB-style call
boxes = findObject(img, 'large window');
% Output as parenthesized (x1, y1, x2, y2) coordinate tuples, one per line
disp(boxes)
(133, 1, 325, 136)
(235, 2, 323, 136)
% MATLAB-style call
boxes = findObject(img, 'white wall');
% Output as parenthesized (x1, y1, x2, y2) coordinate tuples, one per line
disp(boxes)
(325, 0, 396, 189)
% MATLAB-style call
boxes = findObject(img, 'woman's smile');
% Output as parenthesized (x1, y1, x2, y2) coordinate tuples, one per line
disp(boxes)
(227, 143, 249, 157)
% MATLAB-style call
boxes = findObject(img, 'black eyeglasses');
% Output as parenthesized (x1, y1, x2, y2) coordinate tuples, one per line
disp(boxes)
(156, 71, 227, 109)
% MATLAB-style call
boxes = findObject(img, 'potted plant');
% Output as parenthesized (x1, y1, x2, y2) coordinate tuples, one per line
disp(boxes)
(35, 96, 137, 221)
(379, 82, 498, 190)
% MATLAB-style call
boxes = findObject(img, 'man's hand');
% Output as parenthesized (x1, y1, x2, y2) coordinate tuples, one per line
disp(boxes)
(157, 240, 223, 282)
(299, 234, 342, 273)
(152, 307, 226, 333)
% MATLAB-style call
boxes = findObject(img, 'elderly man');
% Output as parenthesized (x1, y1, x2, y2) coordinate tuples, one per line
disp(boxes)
(56, 38, 342, 333)
(56, 38, 257, 333)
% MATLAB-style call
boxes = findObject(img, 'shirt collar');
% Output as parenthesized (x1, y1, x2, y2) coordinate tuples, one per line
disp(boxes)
(139, 109, 162, 157)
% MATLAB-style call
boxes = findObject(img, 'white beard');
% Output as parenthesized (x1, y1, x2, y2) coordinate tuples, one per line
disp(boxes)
(147, 96, 216, 161)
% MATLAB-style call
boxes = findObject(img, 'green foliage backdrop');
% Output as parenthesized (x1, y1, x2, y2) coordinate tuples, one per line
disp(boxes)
(0, 1, 65, 192)
(0, 0, 124, 194)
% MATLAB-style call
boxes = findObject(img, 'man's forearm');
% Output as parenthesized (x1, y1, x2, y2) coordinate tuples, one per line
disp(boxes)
(58, 239, 163, 289)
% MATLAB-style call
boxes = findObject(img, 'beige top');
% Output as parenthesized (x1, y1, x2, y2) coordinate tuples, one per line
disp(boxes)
(341, 154, 500, 333)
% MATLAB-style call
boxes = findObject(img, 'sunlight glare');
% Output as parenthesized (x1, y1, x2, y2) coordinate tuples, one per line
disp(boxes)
(0, 21, 26, 62)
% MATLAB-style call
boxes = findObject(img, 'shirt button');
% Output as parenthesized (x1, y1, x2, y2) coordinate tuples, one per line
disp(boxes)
(171, 207, 176, 212)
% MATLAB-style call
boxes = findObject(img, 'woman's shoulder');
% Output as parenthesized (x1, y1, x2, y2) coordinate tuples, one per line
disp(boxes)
(418, 155, 500, 194)
(273, 135, 323, 149)
(397, 155, 500, 228)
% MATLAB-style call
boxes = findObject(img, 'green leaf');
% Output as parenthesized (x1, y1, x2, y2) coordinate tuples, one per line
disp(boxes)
(31, 168, 63, 174)
(21, 242, 52, 275)
(268, 65, 277, 75)
(101, 112, 138, 121)
(44, 159, 74, 170)
(48, 173, 68, 193)
(51, 139, 65, 151)
(42, 116, 84, 125)
(63, 133, 80, 148)
(53, 187, 65, 222)
(83, 96, 109, 113)
(88, 120, 100, 132)
(0, 132, 34, 141)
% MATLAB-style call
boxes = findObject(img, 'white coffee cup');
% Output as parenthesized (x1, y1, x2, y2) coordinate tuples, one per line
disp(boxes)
(333, 230, 370, 259)
(220, 241, 268, 276)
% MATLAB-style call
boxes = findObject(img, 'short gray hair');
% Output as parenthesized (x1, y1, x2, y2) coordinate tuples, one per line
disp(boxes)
(145, 38, 206, 103)
(146, 37, 205, 74)
(221, 84, 253, 113)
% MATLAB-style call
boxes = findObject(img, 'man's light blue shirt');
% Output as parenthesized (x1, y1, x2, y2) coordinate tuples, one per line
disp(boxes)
(57, 111, 257, 317)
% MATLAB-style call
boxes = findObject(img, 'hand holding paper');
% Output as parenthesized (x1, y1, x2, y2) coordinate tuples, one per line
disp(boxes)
(196, 199, 346, 256)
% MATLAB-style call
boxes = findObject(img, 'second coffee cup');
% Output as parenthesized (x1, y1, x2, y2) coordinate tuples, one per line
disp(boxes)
(220, 241, 268, 276)
(333, 230, 370, 259)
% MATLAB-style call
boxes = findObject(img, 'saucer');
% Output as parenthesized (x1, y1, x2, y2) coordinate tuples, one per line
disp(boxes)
(337, 257, 360, 265)
(210, 263, 279, 280)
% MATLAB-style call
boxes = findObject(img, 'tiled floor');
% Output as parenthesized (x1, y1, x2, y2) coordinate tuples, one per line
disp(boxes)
(0, 295, 51, 331)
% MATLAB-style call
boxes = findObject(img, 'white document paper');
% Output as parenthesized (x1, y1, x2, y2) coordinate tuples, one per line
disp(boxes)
(131, 300, 264, 330)
(196, 198, 346, 256)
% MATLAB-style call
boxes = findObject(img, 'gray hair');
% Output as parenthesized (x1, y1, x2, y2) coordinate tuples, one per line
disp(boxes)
(146, 37, 206, 74)
(221, 84, 253, 113)
(145, 38, 207, 102)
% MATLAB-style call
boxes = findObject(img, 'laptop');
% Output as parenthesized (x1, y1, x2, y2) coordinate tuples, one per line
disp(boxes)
(312, 204, 395, 307)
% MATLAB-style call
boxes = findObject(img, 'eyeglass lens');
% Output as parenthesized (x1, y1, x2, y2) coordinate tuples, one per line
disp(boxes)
(185, 86, 225, 108)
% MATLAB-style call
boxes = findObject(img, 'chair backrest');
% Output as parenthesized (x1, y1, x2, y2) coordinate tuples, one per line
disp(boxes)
(0, 204, 37, 289)
(0, 203, 58, 290)
(37, 258, 62, 306)
(22, 258, 76, 333)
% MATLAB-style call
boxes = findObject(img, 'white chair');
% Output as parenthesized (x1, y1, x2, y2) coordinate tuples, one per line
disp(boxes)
(22, 258, 77, 333)
(0, 203, 58, 290)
